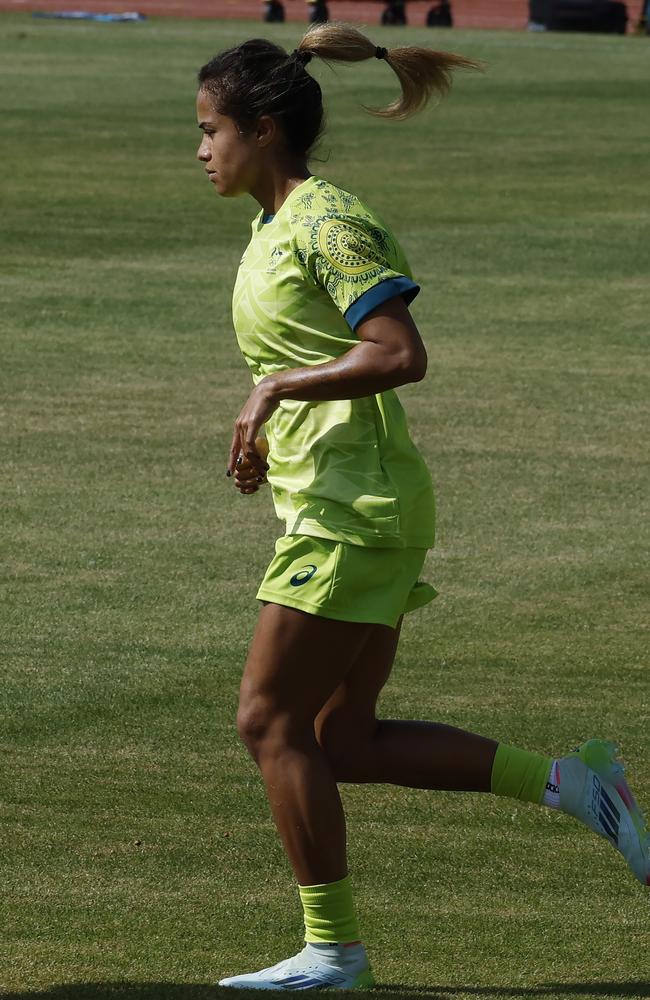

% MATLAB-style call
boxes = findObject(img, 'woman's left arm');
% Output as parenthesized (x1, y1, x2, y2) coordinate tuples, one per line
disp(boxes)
(227, 296, 427, 476)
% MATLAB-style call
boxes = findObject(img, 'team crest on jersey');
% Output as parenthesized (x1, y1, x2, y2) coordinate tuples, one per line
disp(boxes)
(265, 245, 285, 273)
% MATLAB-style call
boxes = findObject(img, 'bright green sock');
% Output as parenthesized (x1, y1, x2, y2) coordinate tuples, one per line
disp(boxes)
(490, 743, 553, 805)
(298, 874, 361, 944)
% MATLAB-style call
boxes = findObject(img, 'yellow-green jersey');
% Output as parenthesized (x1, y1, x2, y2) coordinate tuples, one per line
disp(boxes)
(232, 174, 435, 550)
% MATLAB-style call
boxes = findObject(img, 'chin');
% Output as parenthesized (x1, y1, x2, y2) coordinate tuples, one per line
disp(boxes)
(213, 184, 236, 199)
(211, 175, 248, 199)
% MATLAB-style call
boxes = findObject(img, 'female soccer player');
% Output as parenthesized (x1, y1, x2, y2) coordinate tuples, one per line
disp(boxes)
(196, 23, 649, 991)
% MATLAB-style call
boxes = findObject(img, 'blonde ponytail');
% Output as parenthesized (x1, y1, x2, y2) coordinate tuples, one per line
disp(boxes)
(295, 20, 481, 121)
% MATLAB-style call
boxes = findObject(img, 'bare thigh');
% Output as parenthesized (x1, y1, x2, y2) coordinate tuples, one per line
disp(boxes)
(314, 617, 403, 764)
(236, 603, 377, 748)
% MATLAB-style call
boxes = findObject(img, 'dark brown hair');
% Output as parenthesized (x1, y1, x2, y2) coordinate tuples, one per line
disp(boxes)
(197, 20, 480, 160)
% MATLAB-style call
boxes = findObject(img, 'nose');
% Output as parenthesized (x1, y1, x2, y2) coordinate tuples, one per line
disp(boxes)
(197, 137, 211, 162)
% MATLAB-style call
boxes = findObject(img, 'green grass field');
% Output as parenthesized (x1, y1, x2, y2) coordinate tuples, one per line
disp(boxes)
(1, 13, 649, 999)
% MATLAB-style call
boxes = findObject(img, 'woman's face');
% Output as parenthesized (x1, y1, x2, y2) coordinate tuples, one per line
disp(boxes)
(196, 89, 260, 198)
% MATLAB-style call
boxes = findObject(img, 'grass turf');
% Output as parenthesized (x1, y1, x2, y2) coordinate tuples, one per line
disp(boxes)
(1, 13, 649, 999)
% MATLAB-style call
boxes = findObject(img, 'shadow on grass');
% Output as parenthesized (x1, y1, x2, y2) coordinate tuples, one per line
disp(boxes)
(2, 981, 649, 999)
(376, 984, 650, 999)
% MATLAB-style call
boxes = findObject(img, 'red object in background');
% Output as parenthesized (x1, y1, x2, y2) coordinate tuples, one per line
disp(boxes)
(7, 0, 643, 31)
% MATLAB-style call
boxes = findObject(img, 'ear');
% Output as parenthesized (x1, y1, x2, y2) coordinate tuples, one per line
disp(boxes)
(256, 115, 277, 149)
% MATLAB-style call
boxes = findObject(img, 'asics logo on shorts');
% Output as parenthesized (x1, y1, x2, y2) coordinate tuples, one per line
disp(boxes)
(289, 564, 318, 587)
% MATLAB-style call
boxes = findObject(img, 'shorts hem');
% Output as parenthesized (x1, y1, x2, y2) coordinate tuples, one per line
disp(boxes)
(280, 518, 435, 551)
(284, 521, 419, 549)
(255, 587, 401, 629)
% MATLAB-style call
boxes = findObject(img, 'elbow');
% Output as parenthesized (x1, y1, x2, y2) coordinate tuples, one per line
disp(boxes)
(369, 340, 428, 387)
(410, 352, 428, 382)
(401, 347, 428, 384)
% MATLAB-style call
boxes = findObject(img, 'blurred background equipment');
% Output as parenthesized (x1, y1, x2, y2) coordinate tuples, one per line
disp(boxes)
(32, 9, 146, 18)
(381, 0, 407, 24)
(528, 0, 629, 32)
(307, 0, 329, 22)
(263, 0, 285, 21)
(633, 0, 649, 27)
(9, 1, 647, 31)
(426, 0, 453, 25)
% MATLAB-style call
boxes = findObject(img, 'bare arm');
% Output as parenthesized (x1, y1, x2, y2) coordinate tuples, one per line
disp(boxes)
(266, 295, 427, 401)
(227, 295, 427, 478)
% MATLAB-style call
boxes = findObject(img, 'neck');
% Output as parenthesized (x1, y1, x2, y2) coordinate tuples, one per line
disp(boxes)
(250, 161, 312, 216)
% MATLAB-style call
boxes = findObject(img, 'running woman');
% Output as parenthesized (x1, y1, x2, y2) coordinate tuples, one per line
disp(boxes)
(195, 23, 650, 991)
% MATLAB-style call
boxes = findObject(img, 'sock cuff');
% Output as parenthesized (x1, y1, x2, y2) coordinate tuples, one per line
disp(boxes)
(491, 742, 553, 805)
(299, 874, 352, 894)
(298, 874, 360, 944)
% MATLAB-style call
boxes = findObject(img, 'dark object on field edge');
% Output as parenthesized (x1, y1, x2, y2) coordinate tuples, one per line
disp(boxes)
(633, 0, 650, 32)
(263, 0, 285, 22)
(426, 1, 453, 26)
(308, 0, 329, 23)
(529, 0, 628, 33)
(382, 1, 407, 26)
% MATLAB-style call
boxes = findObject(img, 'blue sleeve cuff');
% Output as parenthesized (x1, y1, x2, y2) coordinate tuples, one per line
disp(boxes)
(344, 276, 421, 331)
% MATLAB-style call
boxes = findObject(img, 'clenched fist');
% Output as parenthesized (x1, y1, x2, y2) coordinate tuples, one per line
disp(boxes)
(233, 437, 269, 495)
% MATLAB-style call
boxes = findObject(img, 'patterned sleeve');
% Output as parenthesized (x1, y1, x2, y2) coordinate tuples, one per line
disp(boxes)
(292, 213, 420, 331)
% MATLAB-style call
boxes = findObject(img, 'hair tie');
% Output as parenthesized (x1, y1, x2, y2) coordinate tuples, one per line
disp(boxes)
(292, 48, 313, 66)
(375, 46, 388, 60)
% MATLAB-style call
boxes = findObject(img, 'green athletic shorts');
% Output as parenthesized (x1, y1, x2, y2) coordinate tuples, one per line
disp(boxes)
(256, 534, 437, 630)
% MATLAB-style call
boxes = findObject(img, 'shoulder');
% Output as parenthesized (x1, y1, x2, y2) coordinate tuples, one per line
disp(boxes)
(291, 176, 359, 217)
(289, 178, 397, 268)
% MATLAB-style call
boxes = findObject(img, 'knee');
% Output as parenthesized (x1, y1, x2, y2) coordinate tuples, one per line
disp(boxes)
(236, 696, 295, 762)
(236, 696, 273, 758)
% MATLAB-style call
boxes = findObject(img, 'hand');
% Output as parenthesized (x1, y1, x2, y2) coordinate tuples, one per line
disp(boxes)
(226, 378, 278, 477)
(233, 438, 270, 496)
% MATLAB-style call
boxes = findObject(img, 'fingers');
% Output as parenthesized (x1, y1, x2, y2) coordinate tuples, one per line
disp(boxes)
(232, 438, 269, 495)
(235, 453, 260, 476)
(227, 408, 270, 486)
(242, 436, 269, 477)
(235, 415, 267, 476)
(226, 426, 242, 478)
(228, 429, 269, 479)
(234, 464, 267, 494)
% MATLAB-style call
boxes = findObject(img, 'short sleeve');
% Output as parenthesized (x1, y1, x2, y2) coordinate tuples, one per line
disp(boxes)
(293, 214, 420, 332)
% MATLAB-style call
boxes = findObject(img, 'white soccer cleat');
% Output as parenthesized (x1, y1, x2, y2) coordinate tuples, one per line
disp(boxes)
(558, 738, 650, 885)
(218, 941, 376, 991)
